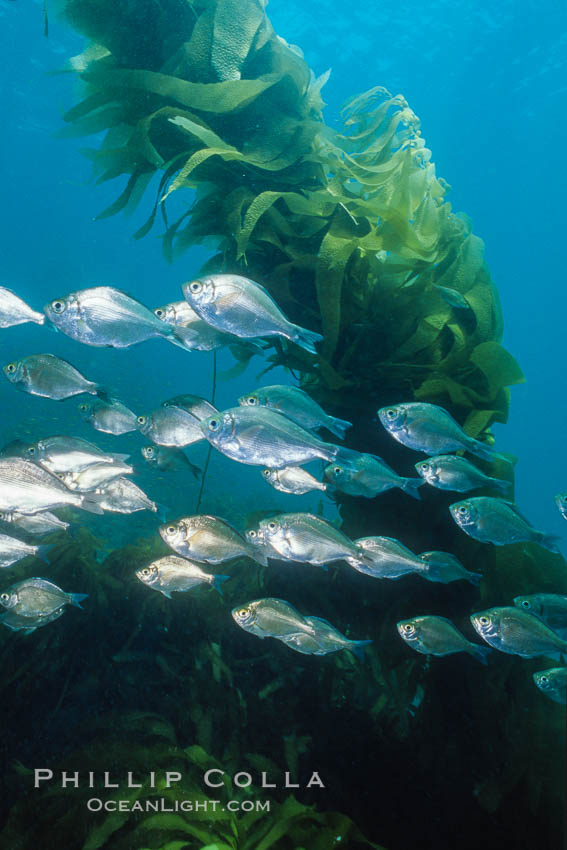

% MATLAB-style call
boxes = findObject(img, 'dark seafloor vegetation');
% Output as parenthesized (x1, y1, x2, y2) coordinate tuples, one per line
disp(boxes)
(0, 1, 564, 849)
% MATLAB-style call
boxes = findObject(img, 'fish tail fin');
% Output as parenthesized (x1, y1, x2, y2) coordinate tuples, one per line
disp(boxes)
(80, 494, 105, 515)
(249, 548, 269, 567)
(212, 575, 230, 596)
(155, 502, 168, 522)
(401, 477, 424, 500)
(95, 386, 110, 401)
(466, 438, 497, 462)
(111, 453, 131, 463)
(351, 639, 372, 660)
(327, 416, 353, 439)
(289, 324, 323, 354)
(36, 544, 53, 564)
(167, 327, 193, 350)
(463, 571, 483, 587)
(32, 312, 46, 326)
(489, 476, 513, 494)
(538, 532, 562, 554)
(69, 593, 88, 609)
(468, 644, 491, 665)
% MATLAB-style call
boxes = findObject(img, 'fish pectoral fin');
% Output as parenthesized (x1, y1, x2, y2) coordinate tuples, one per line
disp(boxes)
(216, 291, 241, 309)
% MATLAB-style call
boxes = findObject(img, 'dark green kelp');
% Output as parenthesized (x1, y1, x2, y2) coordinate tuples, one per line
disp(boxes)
(0, 1, 563, 849)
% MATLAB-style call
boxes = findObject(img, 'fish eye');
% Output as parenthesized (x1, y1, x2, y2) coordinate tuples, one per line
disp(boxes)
(208, 418, 220, 431)
(0, 593, 9, 602)
(539, 676, 549, 685)
(237, 607, 249, 618)
(521, 600, 531, 609)
(142, 568, 151, 576)
(268, 521, 277, 531)
(166, 525, 176, 535)
(420, 463, 429, 471)
(248, 396, 257, 405)
(27, 447, 35, 456)
(5, 363, 16, 374)
(262, 470, 270, 478)
(457, 506, 468, 515)
(154, 308, 164, 318)
(137, 415, 147, 426)
(479, 616, 490, 626)
(403, 623, 413, 633)
(78, 404, 88, 412)
(51, 300, 66, 314)
(333, 466, 342, 475)
(386, 408, 396, 419)
(146, 447, 154, 456)
(189, 281, 202, 294)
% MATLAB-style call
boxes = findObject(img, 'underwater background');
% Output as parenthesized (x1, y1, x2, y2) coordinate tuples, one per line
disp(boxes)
(0, 1, 565, 849)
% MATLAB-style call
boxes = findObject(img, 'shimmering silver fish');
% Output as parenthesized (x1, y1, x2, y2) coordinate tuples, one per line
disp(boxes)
(280, 616, 371, 658)
(0, 534, 50, 568)
(160, 515, 268, 566)
(94, 478, 158, 514)
(3, 353, 101, 400)
(258, 512, 368, 567)
(398, 616, 490, 663)
(513, 594, 567, 636)
(0, 510, 69, 535)
(58, 461, 133, 492)
(154, 299, 243, 352)
(0, 577, 87, 617)
(345, 536, 430, 580)
(450, 497, 560, 552)
(418, 551, 481, 586)
(0, 607, 64, 634)
(162, 394, 219, 421)
(232, 597, 315, 639)
(0, 458, 103, 515)
(27, 436, 129, 475)
(533, 667, 567, 705)
(0, 287, 45, 327)
(78, 398, 138, 435)
(471, 607, 567, 658)
(432, 284, 469, 310)
(182, 274, 323, 353)
(141, 445, 201, 478)
(44, 286, 184, 348)
(378, 402, 498, 461)
(554, 493, 567, 521)
(136, 556, 229, 598)
(137, 407, 204, 447)
(415, 455, 510, 494)
(325, 452, 423, 499)
(238, 385, 351, 438)
(201, 407, 341, 468)
(261, 467, 326, 495)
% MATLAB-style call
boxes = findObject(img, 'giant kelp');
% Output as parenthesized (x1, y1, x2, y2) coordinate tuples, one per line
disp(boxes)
(2, 1, 564, 849)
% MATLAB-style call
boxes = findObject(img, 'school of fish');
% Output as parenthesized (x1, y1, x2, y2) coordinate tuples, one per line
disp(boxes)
(0, 277, 565, 704)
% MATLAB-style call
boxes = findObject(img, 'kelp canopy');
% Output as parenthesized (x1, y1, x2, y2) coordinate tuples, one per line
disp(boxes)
(55, 0, 523, 431)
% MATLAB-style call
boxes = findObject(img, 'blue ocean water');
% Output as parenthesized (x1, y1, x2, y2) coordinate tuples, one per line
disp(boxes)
(2, 0, 566, 547)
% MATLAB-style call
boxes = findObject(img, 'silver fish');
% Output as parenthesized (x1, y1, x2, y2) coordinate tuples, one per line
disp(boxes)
(0, 578, 86, 617)
(44, 286, 184, 348)
(513, 594, 567, 635)
(258, 512, 367, 567)
(554, 493, 567, 521)
(470, 607, 567, 658)
(136, 556, 229, 598)
(0, 534, 50, 568)
(58, 461, 133, 492)
(0, 510, 69, 535)
(0, 607, 64, 634)
(27, 436, 130, 475)
(378, 402, 497, 461)
(3, 353, 101, 400)
(415, 455, 510, 494)
(261, 467, 326, 495)
(0, 458, 103, 515)
(232, 597, 315, 639)
(141, 445, 201, 478)
(137, 407, 204, 447)
(398, 615, 489, 663)
(160, 515, 268, 566)
(201, 407, 340, 468)
(0, 287, 45, 327)
(281, 616, 371, 658)
(182, 274, 323, 353)
(345, 536, 430, 580)
(94, 478, 157, 514)
(450, 497, 560, 552)
(78, 398, 138, 435)
(154, 299, 242, 352)
(432, 284, 469, 310)
(533, 668, 567, 705)
(325, 452, 423, 500)
(418, 551, 482, 586)
(162, 394, 219, 421)
(238, 385, 351, 438)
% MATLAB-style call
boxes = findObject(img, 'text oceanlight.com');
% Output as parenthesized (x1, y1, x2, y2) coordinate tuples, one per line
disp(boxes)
(86, 798, 272, 813)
